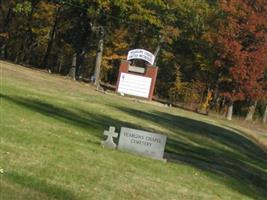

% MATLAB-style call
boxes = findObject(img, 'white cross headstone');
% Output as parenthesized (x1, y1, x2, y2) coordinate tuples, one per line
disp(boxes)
(101, 126, 118, 149)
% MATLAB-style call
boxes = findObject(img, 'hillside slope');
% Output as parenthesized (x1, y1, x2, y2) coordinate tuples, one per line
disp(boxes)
(1, 61, 267, 200)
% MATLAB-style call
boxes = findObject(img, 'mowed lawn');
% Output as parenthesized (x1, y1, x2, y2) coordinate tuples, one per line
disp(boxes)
(1, 61, 267, 200)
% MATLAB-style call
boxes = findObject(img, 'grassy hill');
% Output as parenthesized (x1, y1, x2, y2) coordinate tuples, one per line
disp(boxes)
(1, 61, 267, 200)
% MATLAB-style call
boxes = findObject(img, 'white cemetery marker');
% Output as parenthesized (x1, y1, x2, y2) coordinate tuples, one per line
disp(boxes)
(101, 126, 118, 149)
(118, 127, 167, 160)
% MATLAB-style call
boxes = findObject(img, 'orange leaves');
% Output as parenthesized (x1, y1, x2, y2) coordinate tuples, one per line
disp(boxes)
(214, 0, 267, 102)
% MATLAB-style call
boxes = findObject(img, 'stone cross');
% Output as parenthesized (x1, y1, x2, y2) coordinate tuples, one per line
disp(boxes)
(101, 126, 118, 149)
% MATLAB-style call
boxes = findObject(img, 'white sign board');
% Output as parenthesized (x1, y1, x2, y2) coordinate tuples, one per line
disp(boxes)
(118, 127, 167, 160)
(118, 72, 151, 98)
(127, 49, 155, 65)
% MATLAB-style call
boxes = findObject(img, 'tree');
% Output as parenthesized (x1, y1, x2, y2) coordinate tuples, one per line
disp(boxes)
(157, 0, 218, 101)
(42, 3, 62, 71)
(213, 0, 267, 120)
(0, 0, 15, 59)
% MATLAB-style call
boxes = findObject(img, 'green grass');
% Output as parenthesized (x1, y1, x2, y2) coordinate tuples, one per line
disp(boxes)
(1, 61, 267, 200)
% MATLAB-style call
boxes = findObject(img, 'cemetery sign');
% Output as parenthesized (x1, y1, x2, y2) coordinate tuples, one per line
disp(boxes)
(127, 49, 155, 65)
(117, 73, 152, 98)
(116, 48, 159, 101)
(118, 127, 167, 160)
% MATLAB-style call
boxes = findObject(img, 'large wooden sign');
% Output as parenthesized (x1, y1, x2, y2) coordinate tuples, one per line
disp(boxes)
(116, 60, 158, 101)
(117, 73, 152, 98)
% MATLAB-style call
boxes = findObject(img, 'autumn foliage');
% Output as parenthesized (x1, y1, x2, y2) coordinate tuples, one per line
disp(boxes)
(214, 0, 267, 104)
(0, 0, 267, 120)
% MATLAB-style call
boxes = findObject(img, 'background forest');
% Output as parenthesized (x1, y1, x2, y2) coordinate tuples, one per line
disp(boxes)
(0, 0, 267, 122)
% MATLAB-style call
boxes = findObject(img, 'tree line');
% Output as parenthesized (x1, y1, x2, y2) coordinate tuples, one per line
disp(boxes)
(0, 0, 267, 122)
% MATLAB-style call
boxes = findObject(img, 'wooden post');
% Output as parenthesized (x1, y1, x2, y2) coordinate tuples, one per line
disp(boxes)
(146, 66, 158, 101)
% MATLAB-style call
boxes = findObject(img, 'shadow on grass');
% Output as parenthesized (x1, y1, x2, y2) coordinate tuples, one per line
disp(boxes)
(1, 93, 117, 140)
(2, 93, 267, 199)
(0, 93, 145, 141)
(5, 171, 77, 200)
(112, 105, 267, 200)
